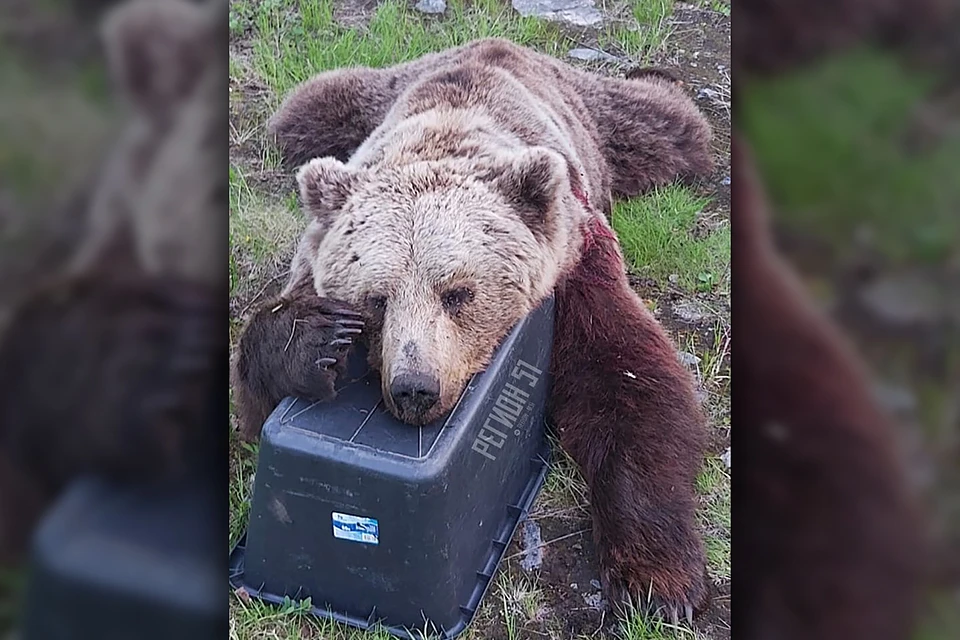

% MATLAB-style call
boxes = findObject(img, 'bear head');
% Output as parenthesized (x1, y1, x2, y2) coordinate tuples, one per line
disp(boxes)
(298, 149, 584, 424)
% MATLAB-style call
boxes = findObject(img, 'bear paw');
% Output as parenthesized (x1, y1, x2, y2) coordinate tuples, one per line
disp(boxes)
(599, 545, 706, 626)
(285, 300, 364, 400)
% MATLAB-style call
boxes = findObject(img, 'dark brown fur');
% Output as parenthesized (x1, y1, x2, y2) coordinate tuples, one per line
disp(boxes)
(551, 216, 708, 614)
(267, 38, 713, 210)
(733, 137, 925, 639)
(231, 280, 361, 441)
(0, 260, 223, 559)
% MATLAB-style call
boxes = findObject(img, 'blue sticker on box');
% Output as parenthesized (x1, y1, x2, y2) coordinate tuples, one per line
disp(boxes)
(332, 512, 379, 545)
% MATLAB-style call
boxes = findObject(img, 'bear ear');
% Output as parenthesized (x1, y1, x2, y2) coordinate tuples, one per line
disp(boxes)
(296, 157, 364, 221)
(101, 0, 223, 121)
(486, 148, 565, 230)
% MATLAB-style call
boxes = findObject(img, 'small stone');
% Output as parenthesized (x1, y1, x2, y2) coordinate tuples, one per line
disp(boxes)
(721, 446, 731, 469)
(414, 0, 446, 13)
(570, 582, 578, 590)
(519, 519, 544, 572)
(874, 382, 918, 416)
(697, 87, 720, 100)
(669, 273, 680, 284)
(721, 175, 731, 186)
(590, 579, 602, 590)
(512, 0, 604, 27)
(583, 592, 605, 609)
(568, 47, 621, 63)
(678, 351, 701, 367)
(673, 299, 709, 323)
(858, 274, 946, 327)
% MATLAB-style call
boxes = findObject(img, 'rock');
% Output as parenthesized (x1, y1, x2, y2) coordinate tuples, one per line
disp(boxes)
(721, 446, 731, 469)
(583, 592, 605, 609)
(512, 0, 603, 27)
(414, 0, 446, 13)
(858, 273, 946, 327)
(519, 518, 544, 572)
(673, 299, 709, 323)
(567, 47, 620, 63)
(721, 175, 731, 186)
(873, 382, 918, 416)
(678, 351, 701, 367)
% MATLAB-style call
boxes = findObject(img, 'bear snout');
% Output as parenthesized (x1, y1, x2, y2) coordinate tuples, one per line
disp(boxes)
(388, 371, 441, 420)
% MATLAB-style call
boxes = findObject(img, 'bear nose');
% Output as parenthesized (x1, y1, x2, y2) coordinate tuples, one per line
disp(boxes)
(389, 372, 441, 416)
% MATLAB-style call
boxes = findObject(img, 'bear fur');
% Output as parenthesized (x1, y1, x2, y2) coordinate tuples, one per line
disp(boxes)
(232, 38, 714, 620)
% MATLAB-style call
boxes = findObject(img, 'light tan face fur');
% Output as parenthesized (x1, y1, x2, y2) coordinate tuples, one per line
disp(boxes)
(297, 151, 580, 424)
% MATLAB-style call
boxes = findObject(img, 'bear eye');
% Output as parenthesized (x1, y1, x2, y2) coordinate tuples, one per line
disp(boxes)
(441, 287, 474, 314)
(367, 294, 388, 313)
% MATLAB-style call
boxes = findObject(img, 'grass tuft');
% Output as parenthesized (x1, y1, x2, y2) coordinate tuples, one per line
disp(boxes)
(612, 185, 729, 293)
(229, 164, 304, 303)
(600, 0, 676, 63)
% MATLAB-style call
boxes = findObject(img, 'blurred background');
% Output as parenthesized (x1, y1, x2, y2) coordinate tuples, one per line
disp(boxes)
(1, 0, 228, 638)
(736, 0, 959, 637)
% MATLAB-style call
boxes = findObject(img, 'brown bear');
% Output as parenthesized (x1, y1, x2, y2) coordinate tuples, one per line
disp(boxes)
(232, 38, 714, 622)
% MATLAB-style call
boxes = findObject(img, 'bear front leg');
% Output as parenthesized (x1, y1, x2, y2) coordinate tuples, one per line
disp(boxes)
(232, 280, 364, 441)
(550, 225, 707, 622)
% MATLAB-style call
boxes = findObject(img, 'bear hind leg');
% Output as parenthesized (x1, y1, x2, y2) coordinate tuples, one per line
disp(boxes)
(585, 74, 714, 198)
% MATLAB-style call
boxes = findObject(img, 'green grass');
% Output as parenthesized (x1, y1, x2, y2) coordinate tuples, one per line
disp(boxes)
(619, 603, 699, 640)
(228, 164, 304, 300)
(245, 0, 572, 99)
(600, 0, 676, 63)
(697, 0, 730, 16)
(696, 456, 731, 582)
(612, 185, 730, 293)
(741, 48, 960, 266)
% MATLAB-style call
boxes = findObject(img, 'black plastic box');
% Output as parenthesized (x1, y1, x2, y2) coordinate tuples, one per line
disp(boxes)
(21, 476, 225, 640)
(229, 297, 555, 639)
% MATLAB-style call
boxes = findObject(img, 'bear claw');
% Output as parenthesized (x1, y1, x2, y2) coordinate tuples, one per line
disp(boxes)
(316, 357, 338, 368)
(600, 566, 701, 628)
(329, 338, 352, 347)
